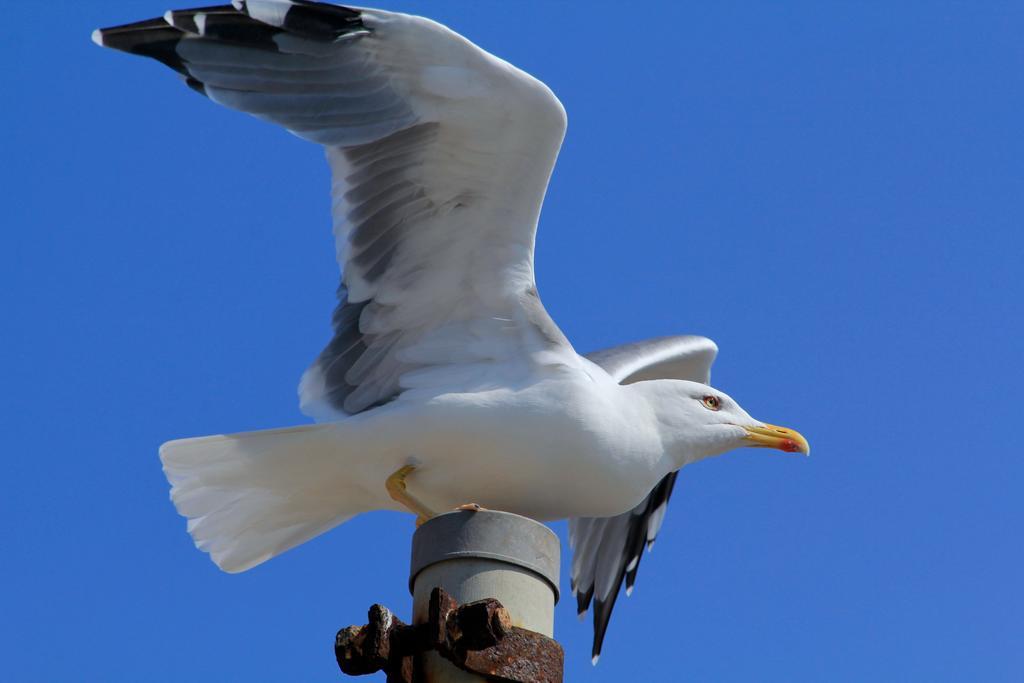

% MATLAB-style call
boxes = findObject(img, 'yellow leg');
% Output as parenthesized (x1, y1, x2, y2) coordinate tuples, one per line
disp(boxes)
(386, 464, 437, 522)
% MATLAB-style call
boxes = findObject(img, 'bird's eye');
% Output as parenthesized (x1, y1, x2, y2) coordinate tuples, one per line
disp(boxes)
(702, 395, 721, 411)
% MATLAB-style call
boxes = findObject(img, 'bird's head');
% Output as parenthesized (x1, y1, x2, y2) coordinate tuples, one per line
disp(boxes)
(638, 379, 810, 466)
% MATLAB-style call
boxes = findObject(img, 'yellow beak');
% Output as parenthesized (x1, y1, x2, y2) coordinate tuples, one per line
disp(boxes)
(743, 423, 811, 455)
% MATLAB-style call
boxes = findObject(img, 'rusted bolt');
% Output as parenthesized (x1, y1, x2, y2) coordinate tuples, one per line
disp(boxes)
(335, 588, 562, 682)
(451, 598, 511, 652)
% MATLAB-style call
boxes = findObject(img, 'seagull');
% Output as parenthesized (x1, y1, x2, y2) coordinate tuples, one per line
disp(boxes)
(94, 0, 809, 663)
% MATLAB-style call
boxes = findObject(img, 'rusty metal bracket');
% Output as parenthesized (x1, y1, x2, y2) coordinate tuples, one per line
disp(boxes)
(335, 587, 563, 683)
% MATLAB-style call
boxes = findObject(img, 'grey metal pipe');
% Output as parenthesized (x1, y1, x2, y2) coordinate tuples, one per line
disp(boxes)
(409, 510, 561, 682)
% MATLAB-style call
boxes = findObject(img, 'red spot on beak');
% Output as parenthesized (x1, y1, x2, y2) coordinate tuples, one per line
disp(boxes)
(780, 439, 799, 453)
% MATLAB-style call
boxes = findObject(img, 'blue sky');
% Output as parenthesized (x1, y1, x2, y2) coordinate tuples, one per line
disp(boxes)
(3, 1, 1022, 680)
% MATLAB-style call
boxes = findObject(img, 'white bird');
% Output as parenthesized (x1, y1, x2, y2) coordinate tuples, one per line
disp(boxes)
(93, 0, 809, 662)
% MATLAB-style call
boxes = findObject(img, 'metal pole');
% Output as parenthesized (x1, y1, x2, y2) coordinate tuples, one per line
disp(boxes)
(409, 510, 561, 682)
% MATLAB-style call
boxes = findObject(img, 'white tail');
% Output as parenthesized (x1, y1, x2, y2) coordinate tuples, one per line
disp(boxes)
(160, 423, 375, 573)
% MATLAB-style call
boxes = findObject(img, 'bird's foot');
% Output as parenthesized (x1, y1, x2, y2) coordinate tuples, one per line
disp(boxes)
(385, 464, 438, 520)
(455, 503, 486, 512)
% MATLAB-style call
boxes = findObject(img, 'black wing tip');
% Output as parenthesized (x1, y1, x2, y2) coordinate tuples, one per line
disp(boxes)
(164, 13, 198, 35)
(575, 584, 595, 618)
(185, 76, 208, 96)
(162, 7, 232, 35)
(231, 0, 367, 40)
(624, 553, 642, 596)
(92, 21, 190, 75)
(591, 592, 620, 666)
(572, 472, 681, 661)
(92, 1, 370, 64)
(284, 2, 365, 40)
(167, 7, 285, 49)
(93, 2, 369, 100)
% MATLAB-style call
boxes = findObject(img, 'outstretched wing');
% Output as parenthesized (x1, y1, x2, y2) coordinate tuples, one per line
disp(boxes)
(94, 1, 572, 419)
(585, 335, 719, 387)
(572, 335, 718, 663)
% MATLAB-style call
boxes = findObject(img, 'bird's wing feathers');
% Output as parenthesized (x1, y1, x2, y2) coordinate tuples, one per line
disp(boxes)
(586, 335, 718, 385)
(95, 1, 572, 419)
(573, 335, 717, 662)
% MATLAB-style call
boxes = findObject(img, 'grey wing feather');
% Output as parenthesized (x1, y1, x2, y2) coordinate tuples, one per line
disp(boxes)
(308, 122, 442, 415)
(573, 335, 717, 662)
(95, 2, 572, 421)
(94, 2, 417, 417)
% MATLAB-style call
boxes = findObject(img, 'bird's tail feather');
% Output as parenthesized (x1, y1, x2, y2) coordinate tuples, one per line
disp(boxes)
(160, 422, 376, 573)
